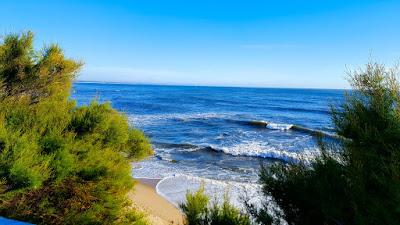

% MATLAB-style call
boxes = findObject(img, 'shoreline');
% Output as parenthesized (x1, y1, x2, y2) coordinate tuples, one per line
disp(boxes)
(129, 178, 184, 225)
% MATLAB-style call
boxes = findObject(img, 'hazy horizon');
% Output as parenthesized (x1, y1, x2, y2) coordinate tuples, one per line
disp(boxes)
(1, 0, 399, 89)
(75, 80, 349, 90)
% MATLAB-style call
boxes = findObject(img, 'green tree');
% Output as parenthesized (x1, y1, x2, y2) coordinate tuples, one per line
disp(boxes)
(250, 62, 400, 225)
(0, 32, 152, 225)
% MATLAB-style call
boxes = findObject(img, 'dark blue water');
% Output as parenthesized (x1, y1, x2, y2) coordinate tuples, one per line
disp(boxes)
(71, 82, 344, 205)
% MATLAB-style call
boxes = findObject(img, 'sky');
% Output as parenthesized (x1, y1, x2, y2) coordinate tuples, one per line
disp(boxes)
(0, 0, 399, 89)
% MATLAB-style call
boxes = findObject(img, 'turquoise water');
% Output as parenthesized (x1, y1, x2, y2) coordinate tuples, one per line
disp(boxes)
(72, 82, 344, 206)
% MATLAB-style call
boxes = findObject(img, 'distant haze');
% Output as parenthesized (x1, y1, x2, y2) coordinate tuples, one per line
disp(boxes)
(1, 0, 399, 89)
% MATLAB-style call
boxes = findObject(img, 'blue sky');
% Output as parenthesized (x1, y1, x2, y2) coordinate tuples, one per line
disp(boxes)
(1, 0, 399, 88)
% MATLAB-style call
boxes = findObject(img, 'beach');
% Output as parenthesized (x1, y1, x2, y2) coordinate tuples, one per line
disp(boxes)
(73, 83, 342, 212)
(130, 178, 184, 225)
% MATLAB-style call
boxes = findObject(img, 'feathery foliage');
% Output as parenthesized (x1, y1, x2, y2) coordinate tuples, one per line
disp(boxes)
(180, 186, 251, 225)
(0, 32, 152, 225)
(249, 62, 400, 225)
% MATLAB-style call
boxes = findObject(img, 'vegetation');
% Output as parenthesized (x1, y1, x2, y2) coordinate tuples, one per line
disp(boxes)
(2, 31, 397, 225)
(249, 62, 400, 225)
(180, 186, 251, 225)
(0, 32, 153, 225)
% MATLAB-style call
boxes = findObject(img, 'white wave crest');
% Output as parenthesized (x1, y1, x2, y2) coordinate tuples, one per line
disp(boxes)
(266, 122, 293, 130)
(215, 142, 318, 162)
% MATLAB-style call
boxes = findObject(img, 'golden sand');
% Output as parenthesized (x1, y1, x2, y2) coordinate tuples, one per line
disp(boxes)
(129, 178, 184, 225)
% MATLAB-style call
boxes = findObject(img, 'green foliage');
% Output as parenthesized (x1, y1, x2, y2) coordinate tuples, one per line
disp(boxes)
(251, 62, 400, 225)
(125, 129, 154, 160)
(0, 32, 153, 224)
(0, 31, 82, 101)
(180, 186, 210, 225)
(208, 195, 251, 225)
(180, 186, 251, 225)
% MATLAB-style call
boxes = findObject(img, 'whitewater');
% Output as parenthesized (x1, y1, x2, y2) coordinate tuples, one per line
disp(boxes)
(72, 83, 344, 208)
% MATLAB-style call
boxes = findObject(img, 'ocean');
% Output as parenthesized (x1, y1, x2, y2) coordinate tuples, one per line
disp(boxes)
(71, 82, 345, 207)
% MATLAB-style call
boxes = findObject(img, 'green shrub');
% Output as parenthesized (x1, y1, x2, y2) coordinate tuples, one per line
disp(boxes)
(0, 31, 153, 224)
(250, 62, 400, 225)
(208, 195, 251, 225)
(125, 129, 153, 160)
(180, 186, 210, 225)
(180, 186, 251, 225)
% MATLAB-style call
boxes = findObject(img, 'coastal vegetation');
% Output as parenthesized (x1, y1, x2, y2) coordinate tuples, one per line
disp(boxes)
(0, 32, 153, 224)
(1, 30, 398, 225)
(180, 186, 251, 225)
(248, 62, 400, 225)
(182, 62, 400, 225)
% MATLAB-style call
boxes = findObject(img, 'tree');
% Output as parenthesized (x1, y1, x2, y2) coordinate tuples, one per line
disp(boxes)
(0, 32, 152, 225)
(250, 62, 400, 225)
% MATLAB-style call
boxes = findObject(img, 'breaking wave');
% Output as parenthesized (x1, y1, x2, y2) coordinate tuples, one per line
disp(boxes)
(129, 113, 341, 140)
(243, 120, 343, 139)
(153, 141, 319, 163)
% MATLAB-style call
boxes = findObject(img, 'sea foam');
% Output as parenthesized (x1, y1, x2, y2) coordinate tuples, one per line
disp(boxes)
(213, 141, 318, 162)
(156, 174, 262, 209)
(266, 122, 293, 130)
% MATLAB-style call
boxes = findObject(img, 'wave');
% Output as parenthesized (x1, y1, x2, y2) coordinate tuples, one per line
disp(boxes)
(240, 120, 293, 130)
(267, 122, 293, 130)
(215, 142, 318, 162)
(243, 120, 343, 139)
(153, 141, 318, 162)
(129, 113, 341, 140)
(232, 120, 292, 130)
(153, 142, 221, 156)
(153, 142, 199, 150)
(291, 125, 343, 139)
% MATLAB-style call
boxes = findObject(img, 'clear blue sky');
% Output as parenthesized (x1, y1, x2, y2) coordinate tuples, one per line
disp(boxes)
(1, 0, 399, 88)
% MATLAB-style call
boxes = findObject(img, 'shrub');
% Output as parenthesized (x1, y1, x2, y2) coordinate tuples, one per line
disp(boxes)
(180, 186, 251, 225)
(180, 186, 210, 225)
(249, 62, 400, 225)
(0, 31, 153, 224)
(125, 129, 154, 160)
(208, 195, 251, 225)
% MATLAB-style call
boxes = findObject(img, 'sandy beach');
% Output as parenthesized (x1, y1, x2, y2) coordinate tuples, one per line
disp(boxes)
(129, 178, 184, 225)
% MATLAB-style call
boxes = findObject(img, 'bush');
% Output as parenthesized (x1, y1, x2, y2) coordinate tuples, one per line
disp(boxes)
(208, 196, 251, 225)
(180, 186, 251, 225)
(0, 32, 153, 224)
(180, 186, 210, 225)
(250, 62, 400, 225)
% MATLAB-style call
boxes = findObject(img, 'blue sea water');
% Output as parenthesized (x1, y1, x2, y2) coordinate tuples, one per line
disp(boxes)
(71, 82, 344, 206)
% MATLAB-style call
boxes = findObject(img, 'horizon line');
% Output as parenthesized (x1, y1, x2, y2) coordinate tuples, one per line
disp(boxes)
(74, 80, 349, 91)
